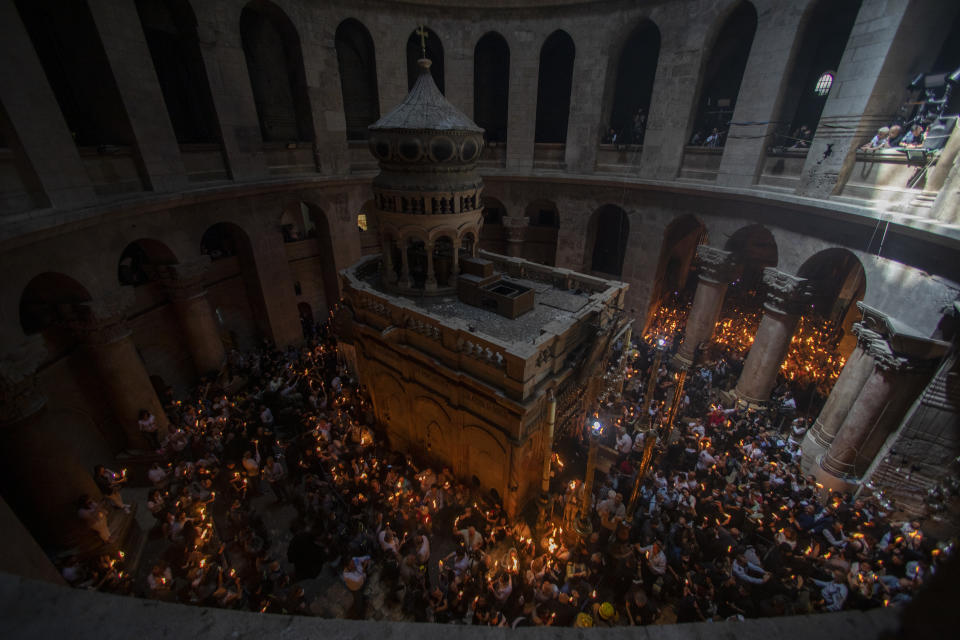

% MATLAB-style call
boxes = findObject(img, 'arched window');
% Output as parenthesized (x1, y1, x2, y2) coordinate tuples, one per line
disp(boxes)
(15, 0, 134, 146)
(240, 1, 314, 142)
(609, 20, 660, 145)
(776, 0, 860, 146)
(535, 31, 575, 143)
(690, 2, 758, 146)
(474, 32, 510, 143)
(135, 0, 219, 143)
(407, 27, 444, 93)
(813, 72, 834, 96)
(335, 19, 380, 140)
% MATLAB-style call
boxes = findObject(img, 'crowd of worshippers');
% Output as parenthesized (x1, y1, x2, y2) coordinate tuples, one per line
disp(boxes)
(59, 327, 949, 626)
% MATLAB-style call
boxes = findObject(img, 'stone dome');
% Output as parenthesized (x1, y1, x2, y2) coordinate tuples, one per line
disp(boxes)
(368, 59, 485, 172)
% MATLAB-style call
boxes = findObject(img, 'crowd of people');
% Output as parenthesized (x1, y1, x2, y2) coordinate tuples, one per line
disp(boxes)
(57, 321, 951, 627)
(859, 122, 928, 151)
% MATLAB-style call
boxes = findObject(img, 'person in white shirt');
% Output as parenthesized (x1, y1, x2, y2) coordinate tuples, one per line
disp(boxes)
(616, 430, 633, 457)
(813, 571, 849, 611)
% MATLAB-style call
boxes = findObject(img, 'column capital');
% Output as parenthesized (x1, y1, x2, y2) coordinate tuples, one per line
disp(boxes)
(63, 290, 135, 345)
(0, 337, 48, 425)
(695, 246, 738, 284)
(502, 216, 529, 243)
(150, 257, 212, 300)
(761, 268, 811, 315)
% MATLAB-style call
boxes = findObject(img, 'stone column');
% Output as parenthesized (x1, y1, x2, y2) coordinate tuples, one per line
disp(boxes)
(797, 0, 954, 197)
(192, 3, 266, 180)
(425, 241, 438, 292)
(0, 1, 97, 209)
(450, 239, 460, 286)
(300, 26, 348, 176)
(929, 126, 960, 224)
(800, 327, 877, 473)
(398, 238, 412, 288)
(675, 246, 738, 367)
(638, 20, 710, 180)
(818, 317, 942, 485)
(154, 258, 225, 376)
(505, 33, 538, 171)
(0, 338, 102, 549)
(87, 0, 187, 192)
(564, 40, 608, 173)
(502, 216, 529, 258)
(715, 0, 806, 188)
(733, 269, 810, 405)
(381, 236, 397, 284)
(68, 293, 169, 451)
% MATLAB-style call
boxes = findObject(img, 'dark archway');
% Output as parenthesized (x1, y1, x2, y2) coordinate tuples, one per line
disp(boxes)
(798, 248, 866, 331)
(335, 18, 380, 141)
(239, 1, 314, 142)
(304, 203, 340, 312)
(524, 199, 559, 266)
(135, 0, 220, 143)
(474, 32, 510, 143)
(480, 196, 506, 254)
(588, 205, 630, 277)
(775, 0, 861, 147)
(535, 31, 576, 144)
(15, 0, 135, 146)
(19, 272, 93, 336)
(690, 2, 758, 145)
(609, 20, 660, 145)
(724, 224, 777, 291)
(118, 238, 179, 287)
(407, 27, 444, 93)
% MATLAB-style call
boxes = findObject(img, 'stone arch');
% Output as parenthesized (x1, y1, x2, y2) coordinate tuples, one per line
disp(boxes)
(773, 0, 862, 147)
(407, 27, 444, 93)
(463, 424, 507, 501)
(117, 238, 179, 287)
(798, 248, 866, 350)
(474, 31, 510, 143)
(198, 222, 265, 344)
(724, 223, 777, 290)
(646, 215, 707, 325)
(239, 0, 314, 142)
(135, 0, 219, 143)
(19, 272, 93, 336)
(524, 199, 559, 266)
(301, 202, 339, 311)
(688, 1, 758, 145)
(335, 18, 380, 140)
(585, 204, 630, 277)
(605, 19, 660, 145)
(535, 30, 576, 143)
(415, 396, 457, 468)
(371, 371, 409, 442)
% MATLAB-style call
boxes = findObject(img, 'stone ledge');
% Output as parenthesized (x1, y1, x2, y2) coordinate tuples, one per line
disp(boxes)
(0, 571, 901, 640)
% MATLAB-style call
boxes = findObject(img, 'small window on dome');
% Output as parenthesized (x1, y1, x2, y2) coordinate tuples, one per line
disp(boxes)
(814, 72, 834, 97)
(357, 214, 368, 232)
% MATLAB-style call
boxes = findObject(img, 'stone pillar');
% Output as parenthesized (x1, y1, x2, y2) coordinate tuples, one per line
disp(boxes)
(675, 246, 738, 367)
(69, 294, 169, 451)
(716, 0, 806, 188)
(382, 236, 397, 284)
(505, 33, 538, 171)
(797, 0, 956, 197)
(929, 125, 960, 223)
(639, 20, 710, 180)
(564, 40, 608, 173)
(450, 239, 460, 286)
(154, 258, 225, 376)
(0, 1, 97, 209)
(816, 306, 945, 487)
(425, 241, 437, 292)
(800, 327, 877, 473)
(502, 216, 529, 258)
(733, 269, 809, 405)
(192, 4, 267, 180)
(300, 27, 348, 176)
(398, 238, 412, 288)
(0, 338, 102, 549)
(87, 0, 187, 192)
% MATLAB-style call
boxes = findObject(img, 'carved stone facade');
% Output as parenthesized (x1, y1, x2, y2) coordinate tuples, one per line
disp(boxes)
(760, 268, 810, 315)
